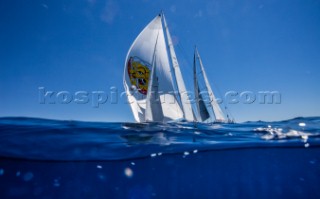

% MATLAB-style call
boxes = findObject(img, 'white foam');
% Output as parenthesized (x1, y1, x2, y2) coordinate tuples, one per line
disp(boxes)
(255, 126, 313, 141)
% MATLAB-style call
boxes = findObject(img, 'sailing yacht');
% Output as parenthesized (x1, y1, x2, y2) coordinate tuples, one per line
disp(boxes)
(123, 12, 231, 123)
(193, 47, 232, 123)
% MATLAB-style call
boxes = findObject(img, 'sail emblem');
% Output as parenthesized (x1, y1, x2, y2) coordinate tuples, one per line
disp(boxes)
(127, 56, 151, 95)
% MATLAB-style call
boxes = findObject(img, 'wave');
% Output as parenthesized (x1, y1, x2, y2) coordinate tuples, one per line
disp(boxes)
(0, 117, 319, 161)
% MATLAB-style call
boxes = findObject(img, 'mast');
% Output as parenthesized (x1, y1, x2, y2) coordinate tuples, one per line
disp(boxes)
(195, 47, 226, 122)
(193, 50, 199, 121)
(161, 13, 195, 122)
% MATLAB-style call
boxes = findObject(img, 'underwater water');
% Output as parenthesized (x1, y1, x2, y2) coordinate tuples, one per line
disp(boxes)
(0, 117, 319, 199)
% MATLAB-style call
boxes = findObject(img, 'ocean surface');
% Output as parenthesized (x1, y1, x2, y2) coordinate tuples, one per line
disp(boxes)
(0, 117, 319, 199)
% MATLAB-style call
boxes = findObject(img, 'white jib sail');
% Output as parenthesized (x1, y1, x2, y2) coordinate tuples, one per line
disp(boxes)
(145, 39, 164, 122)
(123, 15, 184, 122)
(194, 52, 210, 122)
(162, 14, 195, 122)
(195, 48, 226, 122)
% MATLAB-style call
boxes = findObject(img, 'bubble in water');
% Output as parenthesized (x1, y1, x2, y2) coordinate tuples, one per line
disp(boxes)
(0, 169, 4, 176)
(157, 152, 162, 156)
(124, 167, 133, 178)
(184, 151, 189, 156)
(193, 149, 198, 154)
(53, 179, 60, 187)
(131, 162, 135, 166)
(23, 172, 34, 182)
(96, 165, 103, 169)
(299, 122, 306, 127)
(309, 160, 316, 164)
(33, 187, 43, 196)
(304, 143, 310, 148)
(16, 171, 21, 177)
(98, 174, 106, 181)
(150, 153, 157, 157)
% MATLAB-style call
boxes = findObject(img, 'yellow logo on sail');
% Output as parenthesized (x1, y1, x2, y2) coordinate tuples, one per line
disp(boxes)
(127, 57, 150, 95)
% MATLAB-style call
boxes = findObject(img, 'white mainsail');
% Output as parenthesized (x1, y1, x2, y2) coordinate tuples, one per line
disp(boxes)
(194, 47, 227, 122)
(162, 14, 195, 122)
(123, 15, 183, 122)
(145, 40, 164, 122)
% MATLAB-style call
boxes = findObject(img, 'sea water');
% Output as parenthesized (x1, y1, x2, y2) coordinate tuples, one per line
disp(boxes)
(0, 117, 319, 199)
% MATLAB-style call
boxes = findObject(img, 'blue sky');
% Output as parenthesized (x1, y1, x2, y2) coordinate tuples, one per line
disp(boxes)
(0, 0, 319, 122)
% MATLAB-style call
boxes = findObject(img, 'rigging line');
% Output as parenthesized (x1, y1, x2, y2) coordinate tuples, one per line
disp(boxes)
(151, 30, 160, 71)
(195, 48, 234, 121)
(160, 13, 195, 73)
(171, 15, 224, 102)
(161, 15, 183, 111)
(162, 15, 194, 92)
(175, 43, 201, 119)
(211, 79, 234, 121)
(177, 43, 193, 70)
(163, 20, 194, 81)
(174, 43, 198, 109)
(163, 13, 197, 121)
